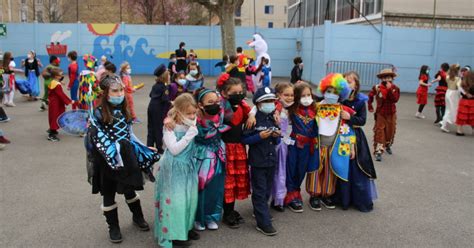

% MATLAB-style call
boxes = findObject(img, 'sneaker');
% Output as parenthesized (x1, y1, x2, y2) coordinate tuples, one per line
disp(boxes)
(434, 121, 441, 126)
(206, 221, 219, 230)
(5, 103, 15, 107)
(188, 230, 200, 240)
(39, 102, 47, 112)
(0, 136, 11, 144)
(456, 132, 465, 136)
(321, 198, 336, 209)
(0, 117, 10, 123)
(233, 210, 245, 224)
(48, 134, 60, 142)
(252, 213, 274, 221)
(375, 152, 382, 162)
(172, 240, 192, 247)
(271, 204, 285, 212)
(440, 126, 450, 133)
(415, 112, 425, 119)
(309, 197, 322, 211)
(194, 222, 205, 231)
(385, 146, 393, 155)
(288, 201, 304, 213)
(256, 225, 278, 236)
(0, 143, 6, 150)
(223, 213, 240, 229)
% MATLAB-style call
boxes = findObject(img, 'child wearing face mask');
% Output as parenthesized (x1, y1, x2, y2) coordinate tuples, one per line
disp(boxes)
(285, 82, 319, 213)
(47, 68, 73, 141)
(271, 82, 294, 212)
(23, 50, 42, 100)
(169, 71, 187, 101)
(242, 86, 280, 236)
(217, 74, 251, 228)
(415, 65, 432, 119)
(86, 74, 160, 243)
(186, 62, 204, 92)
(78, 54, 99, 110)
(147, 65, 172, 154)
(368, 68, 400, 162)
(168, 53, 178, 79)
(192, 87, 230, 231)
(154, 93, 200, 248)
(290, 57, 303, 84)
(306, 74, 356, 211)
(120, 62, 138, 122)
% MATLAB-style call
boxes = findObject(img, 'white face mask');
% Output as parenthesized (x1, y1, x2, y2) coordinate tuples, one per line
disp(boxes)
(27, 54, 33, 59)
(177, 79, 187, 86)
(181, 114, 197, 127)
(190, 69, 198, 76)
(300, 96, 313, 107)
(126, 68, 132, 74)
(281, 99, 294, 108)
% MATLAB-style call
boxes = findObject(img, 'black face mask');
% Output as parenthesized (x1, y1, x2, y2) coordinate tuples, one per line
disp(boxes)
(59, 76, 64, 82)
(10, 57, 14, 61)
(228, 93, 245, 105)
(203, 104, 221, 116)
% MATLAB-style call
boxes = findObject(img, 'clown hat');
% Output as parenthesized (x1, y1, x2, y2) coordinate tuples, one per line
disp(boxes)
(318, 73, 351, 101)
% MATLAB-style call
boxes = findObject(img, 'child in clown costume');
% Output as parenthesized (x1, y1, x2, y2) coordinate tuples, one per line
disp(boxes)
(78, 54, 100, 110)
(305, 74, 356, 211)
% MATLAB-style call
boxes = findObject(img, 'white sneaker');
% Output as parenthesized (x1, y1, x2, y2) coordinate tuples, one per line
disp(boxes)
(194, 221, 205, 231)
(206, 221, 219, 230)
(440, 126, 450, 133)
(415, 112, 425, 119)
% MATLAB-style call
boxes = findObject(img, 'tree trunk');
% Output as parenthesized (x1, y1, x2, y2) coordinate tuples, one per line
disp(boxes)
(218, 4, 236, 57)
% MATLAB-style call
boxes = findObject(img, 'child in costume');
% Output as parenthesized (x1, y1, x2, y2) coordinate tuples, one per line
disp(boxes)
(271, 82, 294, 212)
(1, 52, 17, 107)
(78, 54, 99, 110)
(67, 51, 79, 109)
(147, 64, 172, 154)
(236, 47, 248, 84)
(242, 86, 280, 236)
(215, 55, 229, 74)
(154, 93, 200, 248)
(415, 65, 432, 119)
(455, 71, 474, 136)
(305, 73, 355, 211)
(259, 58, 271, 88)
(186, 62, 204, 92)
(47, 68, 73, 141)
(245, 58, 257, 94)
(120, 62, 138, 122)
(168, 53, 178, 79)
(285, 82, 318, 213)
(217, 74, 251, 228)
(86, 74, 160, 243)
(40, 55, 60, 111)
(169, 71, 187, 101)
(431, 63, 450, 125)
(290, 57, 303, 84)
(440, 64, 462, 133)
(226, 55, 241, 79)
(335, 71, 377, 212)
(193, 88, 230, 231)
(368, 68, 400, 162)
(23, 50, 41, 100)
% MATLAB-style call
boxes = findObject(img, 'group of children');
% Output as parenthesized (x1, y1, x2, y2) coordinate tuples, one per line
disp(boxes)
(415, 63, 474, 136)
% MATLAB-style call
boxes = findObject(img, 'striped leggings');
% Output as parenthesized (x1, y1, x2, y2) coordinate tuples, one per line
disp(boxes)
(305, 146, 337, 198)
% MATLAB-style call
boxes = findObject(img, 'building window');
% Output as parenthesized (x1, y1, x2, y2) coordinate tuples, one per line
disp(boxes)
(264, 5, 274, 14)
(20, 9, 28, 22)
(319, 0, 335, 23)
(37, 11, 43, 23)
(235, 6, 241, 17)
(363, 0, 376, 16)
(338, 0, 361, 22)
(268, 22, 273, 28)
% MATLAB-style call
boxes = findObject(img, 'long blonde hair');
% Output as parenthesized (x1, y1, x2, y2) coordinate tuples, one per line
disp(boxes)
(167, 93, 197, 122)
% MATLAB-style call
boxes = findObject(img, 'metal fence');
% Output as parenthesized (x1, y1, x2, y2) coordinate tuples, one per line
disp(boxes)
(326, 61, 395, 90)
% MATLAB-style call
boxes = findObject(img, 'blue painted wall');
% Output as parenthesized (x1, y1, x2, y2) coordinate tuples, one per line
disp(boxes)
(1, 22, 472, 92)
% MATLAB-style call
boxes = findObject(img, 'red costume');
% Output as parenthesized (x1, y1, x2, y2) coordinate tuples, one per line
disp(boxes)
(122, 75, 136, 119)
(434, 70, 448, 107)
(416, 74, 429, 105)
(456, 78, 474, 126)
(48, 80, 72, 132)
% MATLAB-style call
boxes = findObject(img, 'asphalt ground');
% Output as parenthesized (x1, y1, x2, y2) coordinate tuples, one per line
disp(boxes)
(0, 75, 473, 248)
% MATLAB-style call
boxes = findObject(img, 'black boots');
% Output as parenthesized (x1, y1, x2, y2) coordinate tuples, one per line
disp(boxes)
(102, 204, 123, 243)
(126, 195, 150, 231)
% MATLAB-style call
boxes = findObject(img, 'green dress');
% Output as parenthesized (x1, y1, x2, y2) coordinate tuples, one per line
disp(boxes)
(154, 126, 198, 247)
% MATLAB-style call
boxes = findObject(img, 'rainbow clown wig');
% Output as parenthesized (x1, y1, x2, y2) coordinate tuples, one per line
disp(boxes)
(83, 54, 97, 70)
(318, 73, 351, 101)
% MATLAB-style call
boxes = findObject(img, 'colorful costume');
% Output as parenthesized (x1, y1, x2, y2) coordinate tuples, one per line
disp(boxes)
(193, 109, 230, 227)
(41, 63, 58, 104)
(24, 57, 41, 97)
(285, 105, 318, 205)
(248, 34, 272, 89)
(272, 102, 291, 207)
(335, 93, 378, 212)
(68, 61, 79, 109)
(416, 74, 429, 105)
(121, 73, 136, 119)
(368, 71, 400, 155)
(78, 54, 99, 110)
(456, 77, 474, 126)
(48, 80, 72, 132)
(261, 65, 271, 88)
(306, 74, 355, 199)
(154, 125, 198, 248)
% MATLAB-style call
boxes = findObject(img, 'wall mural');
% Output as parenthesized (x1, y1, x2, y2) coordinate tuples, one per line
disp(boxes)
(46, 30, 72, 56)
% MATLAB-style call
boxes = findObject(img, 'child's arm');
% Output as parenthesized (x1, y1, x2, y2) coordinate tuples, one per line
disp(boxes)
(419, 75, 431, 87)
(163, 126, 198, 155)
(387, 85, 400, 103)
(367, 87, 376, 112)
(242, 129, 272, 145)
(350, 143, 356, 159)
(56, 84, 72, 105)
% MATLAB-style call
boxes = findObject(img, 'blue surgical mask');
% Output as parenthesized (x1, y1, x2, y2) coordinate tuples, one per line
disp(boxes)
(190, 69, 198, 76)
(259, 102, 275, 114)
(108, 95, 124, 105)
(177, 79, 187, 86)
(324, 92, 339, 104)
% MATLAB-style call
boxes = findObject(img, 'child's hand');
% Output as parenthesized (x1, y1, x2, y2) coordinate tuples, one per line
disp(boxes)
(163, 117, 176, 131)
(259, 130, 272, 139)
(341, 110, 351, 120)
(245, 115, 256, 129)
(271, 130, 281, 138)
(148, 146, 158, 152)
(368, 106, 374, 113)
(427, 83, 432, 87)
(273, 110, 281, 125)
(350, 144, 356, 159)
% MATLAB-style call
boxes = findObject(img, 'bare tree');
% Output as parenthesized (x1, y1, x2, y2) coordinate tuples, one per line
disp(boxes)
(43, 0, 72, 23)
(190, 0, 244, 56)
(128, 0, 160, 24)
